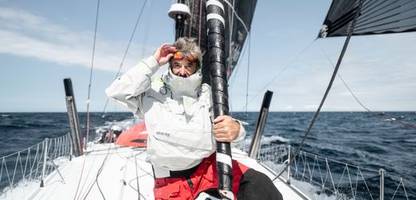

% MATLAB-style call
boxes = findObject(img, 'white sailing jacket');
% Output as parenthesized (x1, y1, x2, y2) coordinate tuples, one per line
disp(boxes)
(105, 56, 245, 177)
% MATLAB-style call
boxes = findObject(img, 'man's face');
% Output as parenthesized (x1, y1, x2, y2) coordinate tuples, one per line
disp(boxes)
(171, 52, 198, 78)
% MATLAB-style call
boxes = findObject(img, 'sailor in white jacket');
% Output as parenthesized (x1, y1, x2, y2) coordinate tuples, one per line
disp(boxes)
(106, 37, 282, 199)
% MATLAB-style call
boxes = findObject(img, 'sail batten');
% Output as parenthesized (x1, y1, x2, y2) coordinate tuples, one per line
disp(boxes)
(320, 0, 416, 38)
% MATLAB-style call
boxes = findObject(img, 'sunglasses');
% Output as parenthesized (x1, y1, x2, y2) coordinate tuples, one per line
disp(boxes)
(172, 51, 198, 63)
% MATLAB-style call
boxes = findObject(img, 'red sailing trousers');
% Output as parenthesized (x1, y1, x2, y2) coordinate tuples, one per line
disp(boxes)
(154, 153, 249, 200)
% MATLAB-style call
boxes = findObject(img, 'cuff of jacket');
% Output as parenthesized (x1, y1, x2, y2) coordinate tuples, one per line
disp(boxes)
(232, 119, 246, 143)
(141, 55, 160, 75)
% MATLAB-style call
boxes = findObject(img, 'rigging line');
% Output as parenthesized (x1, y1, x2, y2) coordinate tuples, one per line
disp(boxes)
(188, 0, 194, 37)
(274, 0, 364, 180)
(321, 47, 416, 129)
(223, 0, 254, 86)
(243, 39, 317, 109)
(134, 153, 140, 200)
(96, 178, 106, 200)
(228, 0, 235, 71)
(197, 0, 203, 46)
(318, 46, 371, 112)
(75, 1, 101, 195)
(79, 141, 121, 199)
(80, 145, 113, 200)
(101, 0, 148, 116)
(222, 0, 249, 34)
(319, 45, 416, 129)
(76, 134, 112, 196)
(228, 35, 248, 87)
(73, 155, 88, 200)
(227, 0, 236, 113)
(127, 181, 147, 199)
(140, 1, 153, 59)
(243, 0, 256, 117)
(86, 0, 101, 145)
(244, 32, 251, 117)
(76, 129, 122, 194)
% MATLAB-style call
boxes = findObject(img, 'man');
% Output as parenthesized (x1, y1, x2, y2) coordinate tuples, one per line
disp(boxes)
(106, 37, 282, 199)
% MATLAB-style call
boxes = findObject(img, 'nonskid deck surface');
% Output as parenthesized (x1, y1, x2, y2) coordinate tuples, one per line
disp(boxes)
(4, 143, 308, 200)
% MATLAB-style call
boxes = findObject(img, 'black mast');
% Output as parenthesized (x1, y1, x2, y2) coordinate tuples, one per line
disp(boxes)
(169, 0, 190, 39)
(206, 0, 234, 199)
(169, 1, 257, 198)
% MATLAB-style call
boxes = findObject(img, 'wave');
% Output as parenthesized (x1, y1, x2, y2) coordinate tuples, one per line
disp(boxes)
(262, 135, 290, 144)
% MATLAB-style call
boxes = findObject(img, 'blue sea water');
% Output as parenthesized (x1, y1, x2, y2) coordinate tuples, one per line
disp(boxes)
(0, 112, 415, 199)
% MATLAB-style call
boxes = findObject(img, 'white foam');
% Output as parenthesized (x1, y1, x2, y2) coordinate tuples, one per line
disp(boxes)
(264, 135, 290, 143)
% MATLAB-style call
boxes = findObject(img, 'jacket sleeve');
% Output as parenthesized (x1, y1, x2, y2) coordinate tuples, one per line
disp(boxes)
(105, 56, 159, 114)
(232, 120, 246, 143)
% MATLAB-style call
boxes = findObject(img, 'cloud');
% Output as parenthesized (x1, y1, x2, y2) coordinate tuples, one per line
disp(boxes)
(230, 33, 416, 111)
(0, 7, 146, 72)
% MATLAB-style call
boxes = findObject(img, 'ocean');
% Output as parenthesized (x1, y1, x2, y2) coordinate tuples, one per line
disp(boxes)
(0, 112, 415, 199)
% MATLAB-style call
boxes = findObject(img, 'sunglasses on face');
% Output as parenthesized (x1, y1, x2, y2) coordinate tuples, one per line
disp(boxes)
(172, 51, 198, 63)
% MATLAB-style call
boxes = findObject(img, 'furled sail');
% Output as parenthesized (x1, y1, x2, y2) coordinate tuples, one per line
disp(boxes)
(183, 0, 257, 77)
(319, 0, 416, 38)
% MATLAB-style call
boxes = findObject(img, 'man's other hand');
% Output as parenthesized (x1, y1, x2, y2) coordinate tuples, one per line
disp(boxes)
(213, 115, 240, 142)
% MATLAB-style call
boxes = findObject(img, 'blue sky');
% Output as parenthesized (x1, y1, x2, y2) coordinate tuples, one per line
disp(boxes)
(0, 0, 415, 112)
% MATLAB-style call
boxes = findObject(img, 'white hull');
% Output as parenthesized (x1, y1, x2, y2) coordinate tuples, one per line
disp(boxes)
(2, 143, 308, 200)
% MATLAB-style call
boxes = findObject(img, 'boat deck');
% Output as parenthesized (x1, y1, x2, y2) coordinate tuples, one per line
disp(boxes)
(5, 143, 309, 200)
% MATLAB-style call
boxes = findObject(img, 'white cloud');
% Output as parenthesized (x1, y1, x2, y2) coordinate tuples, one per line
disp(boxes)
(0, 7, 147, 72)
(230, 33, 416, 111)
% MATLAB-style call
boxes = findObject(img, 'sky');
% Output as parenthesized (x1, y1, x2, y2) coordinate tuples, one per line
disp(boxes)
(0, 0, 415, 112)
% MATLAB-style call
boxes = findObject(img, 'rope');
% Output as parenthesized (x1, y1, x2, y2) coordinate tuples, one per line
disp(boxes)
(243, 38, 317, 110)
(134, 153, 141, 200)
(318, 45, 371, 112)
(140, 1, 153, 58)
(226, 0, 236, 114)
(101, 0, 148, 116)
(73, 155, 87, 200)
(187, 0, 194, 37)
(198, 0, 203, 46)
(222, 0, 249, 34)
(75, 1, 101, 198)
(244, 33, 251, 118)
(228, 0, 235, 63)
(228, 36, 249, 87)
(319, 44, 416, 129)
(274, 0, 364, 179)
(80, 145, 113, 200)
(85, 0, 101, 146)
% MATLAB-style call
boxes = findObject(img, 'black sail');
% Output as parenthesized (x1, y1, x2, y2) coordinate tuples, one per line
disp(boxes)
(183, 0, 257, 78)
(319, 0, 416, 38)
